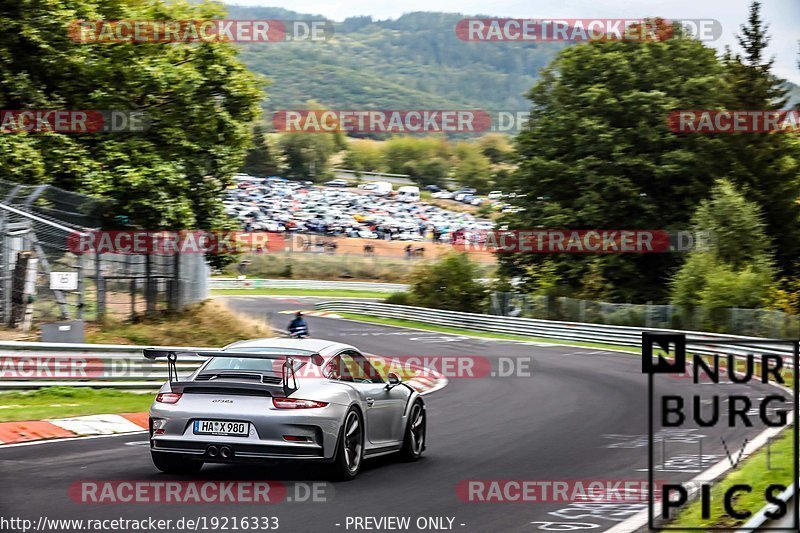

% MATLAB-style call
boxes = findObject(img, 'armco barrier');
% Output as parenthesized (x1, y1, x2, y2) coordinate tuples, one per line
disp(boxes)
(209, 278, 408, 292)
(313, 300, 797, 361)
(0, 341, 217, 389)
(0, 340, 444, 393)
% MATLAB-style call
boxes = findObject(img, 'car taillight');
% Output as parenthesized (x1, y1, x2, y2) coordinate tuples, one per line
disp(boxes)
(156, 393, 182, 404)
(272, 397, 328, 409)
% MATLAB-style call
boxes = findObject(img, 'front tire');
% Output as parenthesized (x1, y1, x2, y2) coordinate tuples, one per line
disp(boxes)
(151, 451, 203, 474)
(329, 407, 364, 481)
(399, 400, 425, 461)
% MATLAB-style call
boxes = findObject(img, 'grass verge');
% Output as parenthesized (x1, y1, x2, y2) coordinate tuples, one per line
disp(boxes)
(211, 288, 391, 299)
(671, 429, 796, 529)
(0, 387, 152, 422)
(337, 312, 640, 353)
(86, 300, 271, 347)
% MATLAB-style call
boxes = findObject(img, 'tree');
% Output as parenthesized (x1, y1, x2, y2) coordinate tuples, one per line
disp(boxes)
(720, 1, 800, 272)
(241, 126, 280, 177)
(477, 134, 514, 164)
(343, 140, 385, 174)
(503, 19, 737, 302)
(278, 132, 337, 181)
(408, 253, 487, 312)
(0, 0, 264, 230)
(383, 137, 451, 176)
(670, 180, 775, 309)
(453, 142, 492, 192)
(414, 157, 451, 187)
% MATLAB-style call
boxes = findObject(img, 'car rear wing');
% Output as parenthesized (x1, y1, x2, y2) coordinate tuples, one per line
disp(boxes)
(142, 349, 323, 396)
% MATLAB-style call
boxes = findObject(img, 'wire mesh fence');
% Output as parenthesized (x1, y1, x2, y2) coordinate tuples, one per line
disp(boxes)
(489, 292, 800, 338)
(0, 179, 209, 329)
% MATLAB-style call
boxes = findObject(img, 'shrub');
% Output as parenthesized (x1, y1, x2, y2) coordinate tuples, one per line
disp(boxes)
(408, 252, 487, 312)
(384, 292, 413, 306)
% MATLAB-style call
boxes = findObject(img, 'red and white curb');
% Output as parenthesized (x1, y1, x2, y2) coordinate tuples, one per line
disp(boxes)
(278, 309, 342, 319)
(0, 412, 149, 445)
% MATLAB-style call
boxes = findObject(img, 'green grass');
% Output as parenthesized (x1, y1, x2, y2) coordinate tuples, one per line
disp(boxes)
(672, 429, 796, 529)
(337, 312, 640, 353)
(211, 288, 391, 299)
(0, 387, 152, 422)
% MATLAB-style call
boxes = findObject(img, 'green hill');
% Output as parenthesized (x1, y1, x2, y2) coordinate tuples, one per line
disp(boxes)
(226, 6, 800, 117)
(226, 6, 567, 114)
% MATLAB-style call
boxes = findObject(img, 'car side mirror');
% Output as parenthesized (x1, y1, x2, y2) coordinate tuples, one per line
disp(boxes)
(386, 372, 402, 389)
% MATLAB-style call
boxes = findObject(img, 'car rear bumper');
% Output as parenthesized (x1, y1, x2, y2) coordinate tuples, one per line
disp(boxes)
(151, 438, 328, 462)
(149, 401, 348, 461)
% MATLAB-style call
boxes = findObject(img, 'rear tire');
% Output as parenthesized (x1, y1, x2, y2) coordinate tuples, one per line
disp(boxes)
(151, 451, 203, 474)
(328, 407, 364, 481)
(399, 400, 425, 462)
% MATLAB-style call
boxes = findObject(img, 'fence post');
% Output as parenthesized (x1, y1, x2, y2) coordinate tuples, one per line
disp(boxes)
(145, 252, 156, 317)
(95, 251, 105, 321)
(0, 229, 6, 325)
(171, 251, 181, 312)
(131, 277, 137, 321)
(76, 251, 84, 320)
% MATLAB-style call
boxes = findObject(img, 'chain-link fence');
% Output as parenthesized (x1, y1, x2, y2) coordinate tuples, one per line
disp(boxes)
(489, 292, 800, 338)
(0, 179, 209, 330)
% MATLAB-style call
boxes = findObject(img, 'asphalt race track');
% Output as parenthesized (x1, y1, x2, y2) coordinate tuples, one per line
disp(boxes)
(0, 296, 786, 533)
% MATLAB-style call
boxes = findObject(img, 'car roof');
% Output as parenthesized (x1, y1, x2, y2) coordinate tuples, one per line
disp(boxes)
(222, 337, 355, 355)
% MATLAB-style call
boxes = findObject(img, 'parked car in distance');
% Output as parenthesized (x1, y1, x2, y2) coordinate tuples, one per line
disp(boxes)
(424, 185, 441, 192)
(325, 179, 349, 188)
(370, 181, 393, 196)
(453, 188, 476, 201)
(396, 186, 420, 202)
(487, 191, 503, 200)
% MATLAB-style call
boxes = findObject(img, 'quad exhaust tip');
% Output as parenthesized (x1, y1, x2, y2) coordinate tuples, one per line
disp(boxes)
(206, 445, 219, 457)
(220, 446, 233, 459)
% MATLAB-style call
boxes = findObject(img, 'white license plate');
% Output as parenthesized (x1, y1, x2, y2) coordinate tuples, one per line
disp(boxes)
(193, 420, 249, 436)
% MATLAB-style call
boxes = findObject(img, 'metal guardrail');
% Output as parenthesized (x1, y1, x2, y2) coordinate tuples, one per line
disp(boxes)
(2, 304, 794, 389)
(209, 278, 408, 293)
(0, 341, 218, 389)
(313, 301, 797, 361)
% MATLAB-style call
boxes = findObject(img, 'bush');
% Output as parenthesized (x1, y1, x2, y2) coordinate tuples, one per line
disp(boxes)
(384, 292, 413, 306)
(408, 252, 487, 312)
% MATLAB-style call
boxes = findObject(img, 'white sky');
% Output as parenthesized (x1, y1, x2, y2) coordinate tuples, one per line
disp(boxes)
(229, 0, 800, 84)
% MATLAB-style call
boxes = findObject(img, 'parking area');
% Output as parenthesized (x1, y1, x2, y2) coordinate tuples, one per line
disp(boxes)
(223, 175, 497, 244)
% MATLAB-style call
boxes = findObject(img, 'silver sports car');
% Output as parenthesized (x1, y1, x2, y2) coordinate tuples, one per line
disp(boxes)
(144, 338, 426, 480)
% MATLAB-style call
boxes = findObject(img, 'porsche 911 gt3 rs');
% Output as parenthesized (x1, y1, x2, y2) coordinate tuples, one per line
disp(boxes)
(144, 338, 426, 480)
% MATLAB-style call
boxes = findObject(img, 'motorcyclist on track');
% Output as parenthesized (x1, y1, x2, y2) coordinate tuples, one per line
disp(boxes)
(288, 311, 309, 338)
